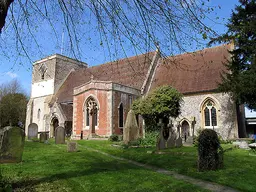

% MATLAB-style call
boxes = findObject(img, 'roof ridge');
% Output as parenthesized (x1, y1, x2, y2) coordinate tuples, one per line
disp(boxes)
(164, 44, 232, 60)
(88, 51, 156, 69)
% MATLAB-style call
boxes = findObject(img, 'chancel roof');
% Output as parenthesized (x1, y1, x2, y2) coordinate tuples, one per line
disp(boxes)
(150, 44, 232, 94)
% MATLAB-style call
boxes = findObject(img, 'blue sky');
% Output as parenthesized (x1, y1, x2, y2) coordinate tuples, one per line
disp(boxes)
(0, 0, 239, 95)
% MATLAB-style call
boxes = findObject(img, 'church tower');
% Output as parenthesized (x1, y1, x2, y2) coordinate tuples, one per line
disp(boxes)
(25, 54, 87, 135)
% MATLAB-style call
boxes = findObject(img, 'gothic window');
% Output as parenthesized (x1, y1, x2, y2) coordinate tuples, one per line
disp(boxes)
(94, 108, 98, 126)
(37, 109, 41, 119)
(86, 108, 89, 126)
(119, 103, 124, 128)
(85, 97, 98, 127)
(203, 100, 218, 128)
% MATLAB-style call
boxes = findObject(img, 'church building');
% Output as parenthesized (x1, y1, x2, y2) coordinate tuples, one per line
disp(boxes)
(25, 44, 240, 140)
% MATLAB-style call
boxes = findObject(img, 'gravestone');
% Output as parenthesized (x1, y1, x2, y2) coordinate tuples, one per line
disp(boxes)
(123, 110, 139, 145)
(39, 132, 48, 143)
(55, 126, 65, 144)
(67, 141, 78, 152)
(0, 126, 25, 163)
(166, 119, 176, 148)
(176, 137, 182, 148)
(156, 131, 166, 150)
(28, 123, 38, 140)
(166, 136, 176, 148)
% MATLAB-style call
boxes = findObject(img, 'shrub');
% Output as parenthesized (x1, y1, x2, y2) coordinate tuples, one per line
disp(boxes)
(0, 172, 12, 192)
(198, 129, 223, 171)
(109, 134, 119, 142)
(138, 131, 158, 146)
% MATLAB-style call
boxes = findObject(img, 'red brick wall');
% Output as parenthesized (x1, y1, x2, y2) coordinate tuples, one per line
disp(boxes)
(112, 92, 137, 135)
(73, 89, 110, 137)
(73, 88, 141, 138)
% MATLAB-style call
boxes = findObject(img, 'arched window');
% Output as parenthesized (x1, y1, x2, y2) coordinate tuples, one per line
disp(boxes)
(85, 97, 98, 127)
(37, 109, 41, 119)
(86, 108, 90, 126)
(203, 100, 218, 128)
(119, 103, 124, 128)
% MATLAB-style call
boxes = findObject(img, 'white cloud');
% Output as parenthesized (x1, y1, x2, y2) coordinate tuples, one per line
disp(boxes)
(6, 71, 18, 78)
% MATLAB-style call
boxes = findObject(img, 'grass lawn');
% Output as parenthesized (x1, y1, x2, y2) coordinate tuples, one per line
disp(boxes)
(1, 141, 209, 192)
(78, 140, 256, 192)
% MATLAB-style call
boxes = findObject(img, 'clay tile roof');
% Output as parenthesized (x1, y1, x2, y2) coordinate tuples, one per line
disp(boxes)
(150, 44, 232, 94)
(56, 51, 156, 103)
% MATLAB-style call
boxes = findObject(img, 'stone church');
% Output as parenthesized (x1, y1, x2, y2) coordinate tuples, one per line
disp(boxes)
(25, 43, 240, 140)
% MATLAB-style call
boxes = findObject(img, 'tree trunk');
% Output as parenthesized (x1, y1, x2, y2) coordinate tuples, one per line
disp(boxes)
(0, 0, 14, 32)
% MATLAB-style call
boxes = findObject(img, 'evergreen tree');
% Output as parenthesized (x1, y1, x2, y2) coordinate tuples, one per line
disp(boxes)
(210, 0, 256, 109)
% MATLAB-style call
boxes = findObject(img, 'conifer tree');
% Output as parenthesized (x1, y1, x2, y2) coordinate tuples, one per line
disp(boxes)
(210, 0, 256, 109)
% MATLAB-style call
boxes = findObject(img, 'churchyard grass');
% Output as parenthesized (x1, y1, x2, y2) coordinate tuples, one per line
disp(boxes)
(78, 140, 256, 192)
(1, 141, 209, 192)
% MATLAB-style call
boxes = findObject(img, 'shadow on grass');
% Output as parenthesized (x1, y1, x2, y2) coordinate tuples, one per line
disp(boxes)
(11, 158, 143, 191)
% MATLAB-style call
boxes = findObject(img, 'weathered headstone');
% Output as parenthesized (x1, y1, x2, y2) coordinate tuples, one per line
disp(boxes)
(176, 137, 182, 147)
(0, 127, 25, 163)
(55, 126, 65, 144)
(39, 132, 48, 143)
(123, 110, 139, 144)
(67, 141, 78, 152)
(28, 123, 38, 140)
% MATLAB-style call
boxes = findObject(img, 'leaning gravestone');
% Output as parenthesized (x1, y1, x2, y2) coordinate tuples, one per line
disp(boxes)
(55, 126, 65, 144)
(123, 110, 139, 145)
(0, 127, 25, 163)
(28, 123, 38, 140)
(67, 141, 78, 152)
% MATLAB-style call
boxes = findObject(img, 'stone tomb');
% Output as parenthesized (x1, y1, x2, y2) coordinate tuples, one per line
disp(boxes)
(0, 126, 25, 163)
(55, 126, 65, 144)
(28, 123, 38, 140)
(67, 141, 78, 152)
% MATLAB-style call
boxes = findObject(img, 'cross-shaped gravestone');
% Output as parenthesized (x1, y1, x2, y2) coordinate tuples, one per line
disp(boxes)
(156, 119, 166, 150)
(167, 119, 176, 148)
